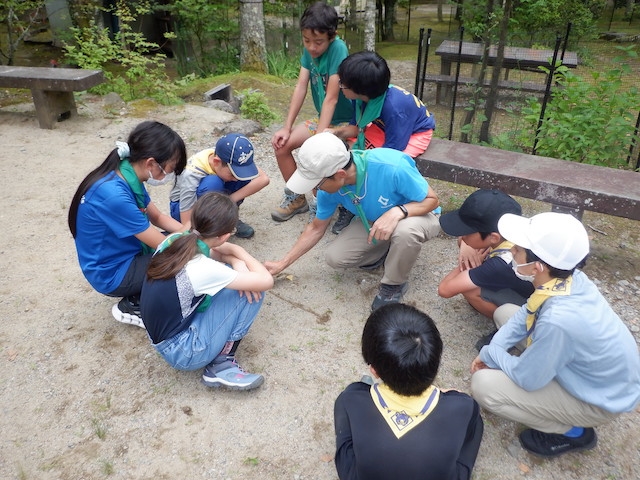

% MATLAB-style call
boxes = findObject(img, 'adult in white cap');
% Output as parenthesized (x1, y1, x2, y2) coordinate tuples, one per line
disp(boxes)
(264, 132, 441, 311)
(470, 212, 640, 458)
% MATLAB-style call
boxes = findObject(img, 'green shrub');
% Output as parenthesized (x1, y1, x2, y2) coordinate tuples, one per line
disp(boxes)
(238, 89, 278, 126)
(63, 0, 178, 104)
(527, 47, 640, 169)
(267, 51, 299, 79)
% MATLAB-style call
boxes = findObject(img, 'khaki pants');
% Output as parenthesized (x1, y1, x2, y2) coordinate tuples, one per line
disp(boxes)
(471, 369, 619, 433)
(324, 212, 441, 285)
(474, 303, 619, 433)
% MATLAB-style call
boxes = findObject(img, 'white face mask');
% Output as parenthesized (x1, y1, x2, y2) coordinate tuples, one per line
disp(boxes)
(146, 171, 175, 186)
(511, 259, 536, 283)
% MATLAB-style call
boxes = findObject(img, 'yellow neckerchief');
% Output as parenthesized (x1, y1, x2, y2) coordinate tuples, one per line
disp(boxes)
(186, 149, 216, 176)
(525, 275, 573, 346)
(488, 240, 514, 262)
(370, 382, 440, 439)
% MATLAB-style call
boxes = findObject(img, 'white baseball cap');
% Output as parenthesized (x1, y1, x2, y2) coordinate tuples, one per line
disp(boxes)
(286, 132, 350, 194)
(497, 212, 590, 270)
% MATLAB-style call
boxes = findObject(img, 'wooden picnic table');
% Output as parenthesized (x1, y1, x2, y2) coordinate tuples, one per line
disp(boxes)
(429, 40, 579, 104)
(435, 40, 579, 76)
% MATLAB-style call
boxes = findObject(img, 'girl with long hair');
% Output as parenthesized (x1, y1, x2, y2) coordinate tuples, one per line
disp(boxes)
(140, 192, 273, 390)
(68, 121, 187, 328)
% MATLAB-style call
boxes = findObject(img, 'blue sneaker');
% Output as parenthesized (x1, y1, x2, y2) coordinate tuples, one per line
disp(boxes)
(202, 359, 264, 390)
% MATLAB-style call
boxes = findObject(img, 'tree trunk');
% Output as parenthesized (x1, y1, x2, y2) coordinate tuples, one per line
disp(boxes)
(460, 0, 494, 143)
(382, 0, 395, 41)
(479, 0, 512, 143)
(437, 0, 444, 23)
(364, 0, 376, 51)
(239, 0, 267, 74)
(625, 0, 634, 18)
(349, 0, 358, 23)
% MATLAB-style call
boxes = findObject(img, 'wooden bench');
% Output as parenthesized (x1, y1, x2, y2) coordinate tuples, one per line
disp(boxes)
(421, 73, 547, 104)
(0, 66, 104, 129)
(415, 139, 640, 221)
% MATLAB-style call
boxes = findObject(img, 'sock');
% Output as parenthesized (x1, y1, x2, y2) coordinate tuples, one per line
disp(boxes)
(563, 426, 585, 438)
(213, 340, 241, 364)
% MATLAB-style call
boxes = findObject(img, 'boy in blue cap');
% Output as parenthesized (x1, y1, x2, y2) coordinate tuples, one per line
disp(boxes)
(170, 133, 269, 238)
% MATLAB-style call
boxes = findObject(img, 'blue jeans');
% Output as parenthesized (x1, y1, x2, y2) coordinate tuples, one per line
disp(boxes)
(170, 175, 249, 222)
(154, 288, 265, 371)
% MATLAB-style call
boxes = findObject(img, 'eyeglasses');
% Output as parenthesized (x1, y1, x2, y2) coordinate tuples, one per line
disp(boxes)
(316, 177, 329, 190)
(338, 80, 348, 90)
(155, 160, 168, 178)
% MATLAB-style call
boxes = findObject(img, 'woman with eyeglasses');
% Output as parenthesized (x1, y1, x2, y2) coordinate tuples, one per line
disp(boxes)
(68, 121, 187, 329)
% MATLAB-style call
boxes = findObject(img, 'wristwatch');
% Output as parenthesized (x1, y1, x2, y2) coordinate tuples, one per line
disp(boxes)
(397, 204, 408, 218)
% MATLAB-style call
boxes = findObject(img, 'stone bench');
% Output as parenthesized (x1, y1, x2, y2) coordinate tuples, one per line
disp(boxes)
(415, 139, 640, 221)
(0, 66, 104, 129)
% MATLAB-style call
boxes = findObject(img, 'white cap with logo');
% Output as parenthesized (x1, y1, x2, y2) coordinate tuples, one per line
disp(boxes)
(498, 212, 590, 270)
(286, 132, 350, 194)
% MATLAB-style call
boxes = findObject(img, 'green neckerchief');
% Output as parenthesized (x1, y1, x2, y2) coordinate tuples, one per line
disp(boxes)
(353, 87, 388, 150)
(157, 232, 213, 312)
(339, 150, 376, 244)
(119, 159, 153, 255)
(309, 36, 340, 108)
(311, 52, 329, 107)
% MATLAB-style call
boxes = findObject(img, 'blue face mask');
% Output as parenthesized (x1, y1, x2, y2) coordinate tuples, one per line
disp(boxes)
(511, 259, 536, 283)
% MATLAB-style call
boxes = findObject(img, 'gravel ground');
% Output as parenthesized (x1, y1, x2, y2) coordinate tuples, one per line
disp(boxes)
(0, 76, 638, 479)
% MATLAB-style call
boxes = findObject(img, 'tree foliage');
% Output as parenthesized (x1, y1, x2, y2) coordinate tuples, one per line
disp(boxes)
(461, 0, 604, 47)
(495, 47, 640, 169)
(0, 0, 46, 65)
(167, 0, 239, 77)
(63, 0, 177, 103)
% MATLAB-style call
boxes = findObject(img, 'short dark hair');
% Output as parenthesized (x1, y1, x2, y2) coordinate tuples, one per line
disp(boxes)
(362, 304, 442, 396)
(338, 51, 390, 98)
(525, 248, 588, 278)
(300, 2, 338, 39)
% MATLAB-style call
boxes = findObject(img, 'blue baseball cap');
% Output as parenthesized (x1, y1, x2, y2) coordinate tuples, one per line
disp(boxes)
(215, 133, 258, 181)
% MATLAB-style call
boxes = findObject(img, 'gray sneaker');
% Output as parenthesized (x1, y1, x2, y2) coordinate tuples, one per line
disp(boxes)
(271, 191, 309, 222)
(371, 283, 409, 311)
(202, 359, 264, 390)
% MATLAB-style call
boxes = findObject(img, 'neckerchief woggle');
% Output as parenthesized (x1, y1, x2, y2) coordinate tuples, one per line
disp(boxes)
(339, 150, 376, 245)
(119, 159, 154, 255)
(524, 275, 573, 346)
(488, 240, 515, 261)
(156, 232, 213, 312)
(352, 87, 388, 150)
(370, 382, 440, 439)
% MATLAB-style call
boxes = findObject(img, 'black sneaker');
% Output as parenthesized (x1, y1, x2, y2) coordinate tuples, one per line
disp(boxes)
(235, 219, 255, 239)
(475, 329, 498, 352)
(111, 296, 144, 328)
(519, 428, 597, 457)
(331, 205, 355, 234)
(371, 282, 409, 311)
(360, 248, 389, 271)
